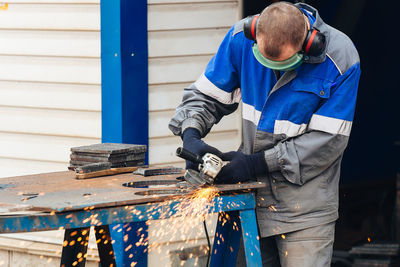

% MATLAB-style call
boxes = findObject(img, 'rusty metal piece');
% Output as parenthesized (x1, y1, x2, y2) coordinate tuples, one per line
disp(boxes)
(21, 193, 39, 201)
(133, 167, 183, 177)
(75, 162, 112, 174)
(70, 160, 145, 172)
(71, 153, 146, 163)
(69, 143, 147, 171)
(71, 160, 145, 168)
(123, 180, 178, 188)
(134, 189, 189, 196)
(71, 143, 147, 155)
(76, 167, 139, 180)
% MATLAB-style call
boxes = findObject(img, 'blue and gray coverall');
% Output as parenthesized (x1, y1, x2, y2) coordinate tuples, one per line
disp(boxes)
(169, 3, 361, 266)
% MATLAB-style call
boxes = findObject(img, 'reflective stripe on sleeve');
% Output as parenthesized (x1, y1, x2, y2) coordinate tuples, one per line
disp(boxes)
(308, 114, 352, 136)
(242, 102, 261, 126)
(194, 73, 241, 105)
(274, 120, 308, 137)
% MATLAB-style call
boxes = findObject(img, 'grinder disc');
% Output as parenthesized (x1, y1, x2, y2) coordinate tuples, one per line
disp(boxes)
(183, 169, 208, 186)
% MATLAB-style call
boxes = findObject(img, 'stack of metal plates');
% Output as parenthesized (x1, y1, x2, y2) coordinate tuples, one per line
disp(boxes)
(68, 143, 147, 171)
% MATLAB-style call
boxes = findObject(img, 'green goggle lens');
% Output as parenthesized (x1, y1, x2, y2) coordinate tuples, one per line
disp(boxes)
(252, 43, 303, 71)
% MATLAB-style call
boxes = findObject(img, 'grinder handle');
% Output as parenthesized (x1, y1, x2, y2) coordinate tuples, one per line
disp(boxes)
(176, 147, 204, 164)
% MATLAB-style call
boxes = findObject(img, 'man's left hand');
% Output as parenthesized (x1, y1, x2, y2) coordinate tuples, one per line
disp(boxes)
(215, 151, 268, 184)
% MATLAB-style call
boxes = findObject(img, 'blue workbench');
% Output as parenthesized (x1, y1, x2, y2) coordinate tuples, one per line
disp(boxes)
(0, 192, 262, 267)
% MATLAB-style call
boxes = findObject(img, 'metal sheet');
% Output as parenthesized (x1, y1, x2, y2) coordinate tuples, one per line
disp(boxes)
(71, 143, 147, 155)
(0, 171, 266, 214)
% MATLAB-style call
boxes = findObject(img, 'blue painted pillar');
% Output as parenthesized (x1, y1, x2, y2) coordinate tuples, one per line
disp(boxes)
(100, 0, 148, 150)
(100, 0, 148, 266)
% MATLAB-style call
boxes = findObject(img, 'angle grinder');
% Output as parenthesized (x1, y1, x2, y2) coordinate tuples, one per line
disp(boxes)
(176, 147, 223, 187)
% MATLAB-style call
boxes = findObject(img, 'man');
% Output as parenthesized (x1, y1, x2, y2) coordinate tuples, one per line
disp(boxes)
(169, 2, 361, 266)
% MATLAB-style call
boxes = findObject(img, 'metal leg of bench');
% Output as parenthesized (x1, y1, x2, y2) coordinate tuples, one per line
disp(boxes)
(94, 225, 116, 267)
(60, 227, 90, 267)
(110, 221, 148, 267)
(239, 209, 262, 267)
(209, 211, 242, 267)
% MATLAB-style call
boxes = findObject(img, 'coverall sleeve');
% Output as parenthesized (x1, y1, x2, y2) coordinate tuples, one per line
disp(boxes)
(168, 26, 242, 137)
(264, 63, 361, 185)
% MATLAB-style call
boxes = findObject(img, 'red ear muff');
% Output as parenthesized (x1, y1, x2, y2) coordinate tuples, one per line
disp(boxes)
(243, 15, 259, 41)
(304, 29, 317, 54)
(302, 28, 326, 57)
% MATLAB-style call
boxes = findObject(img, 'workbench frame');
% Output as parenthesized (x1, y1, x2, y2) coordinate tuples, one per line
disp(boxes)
(0, 193, 262, 267)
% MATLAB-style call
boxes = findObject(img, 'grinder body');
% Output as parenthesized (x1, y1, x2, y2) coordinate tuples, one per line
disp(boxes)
(176, 147, 223, 186)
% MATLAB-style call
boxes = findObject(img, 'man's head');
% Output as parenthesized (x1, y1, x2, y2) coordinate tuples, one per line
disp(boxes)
(256, 2, 308, 61)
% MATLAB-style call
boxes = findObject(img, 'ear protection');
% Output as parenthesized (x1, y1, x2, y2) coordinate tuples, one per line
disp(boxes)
(243, 7, 326, 57)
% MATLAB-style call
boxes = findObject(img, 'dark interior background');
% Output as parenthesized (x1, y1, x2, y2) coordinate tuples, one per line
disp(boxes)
(243, 0, 400, 254)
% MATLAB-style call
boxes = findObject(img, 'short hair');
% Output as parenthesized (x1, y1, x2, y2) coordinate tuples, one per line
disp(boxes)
(257, 2, 306, 59)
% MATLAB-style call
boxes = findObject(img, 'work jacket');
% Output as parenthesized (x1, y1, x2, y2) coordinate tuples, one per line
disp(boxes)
(169, 3, 361, 237)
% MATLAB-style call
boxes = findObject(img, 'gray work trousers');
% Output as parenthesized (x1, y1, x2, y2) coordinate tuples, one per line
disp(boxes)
(236, 221, 336, 267)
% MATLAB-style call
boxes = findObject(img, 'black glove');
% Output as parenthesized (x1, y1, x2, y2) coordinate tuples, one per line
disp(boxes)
(182, 128, 222, 170)
(215, 151, 268, 184)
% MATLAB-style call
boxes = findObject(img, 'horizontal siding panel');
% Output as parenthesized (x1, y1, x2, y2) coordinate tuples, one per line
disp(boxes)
(149, 55, 211, 84)
(149, 110, 240, 138)
(0, 4, 100, 30)
(0, 158, 67, 179)
(0, 81, 101, 111)
(0, 30, 100, 57)
(0, 132, 100, 163)
(149, 83, 186, 111)
(0, 55, 101, 84)
(149, 131, 240, 164)
(148, 2, 238, 31)
(0, 106, 101, 138)
(148, 28, 227, 58)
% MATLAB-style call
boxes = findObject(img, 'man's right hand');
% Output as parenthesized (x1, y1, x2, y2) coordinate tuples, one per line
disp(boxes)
(182, 128, 222, 170)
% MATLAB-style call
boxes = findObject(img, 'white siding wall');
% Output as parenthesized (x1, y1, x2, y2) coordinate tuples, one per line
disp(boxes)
(148, 0, 242, 166)
(0, 1, 101, 178)
(0, 1, 242, 266)
(0, 0, 242, 177)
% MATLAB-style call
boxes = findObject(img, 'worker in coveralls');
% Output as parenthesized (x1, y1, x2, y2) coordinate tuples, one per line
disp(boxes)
(169, 2, 361, 266)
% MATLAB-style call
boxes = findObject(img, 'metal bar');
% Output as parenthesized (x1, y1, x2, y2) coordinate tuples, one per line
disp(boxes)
(60, 227, 90, 267)
(239, 209, 262, 267)
(0, 194, 255, 233)
(209, 211, 242, 267)
(94, 225, 117, 266)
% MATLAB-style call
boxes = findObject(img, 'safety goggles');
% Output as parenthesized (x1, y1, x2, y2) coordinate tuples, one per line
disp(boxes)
(252, 43, 304, 71)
